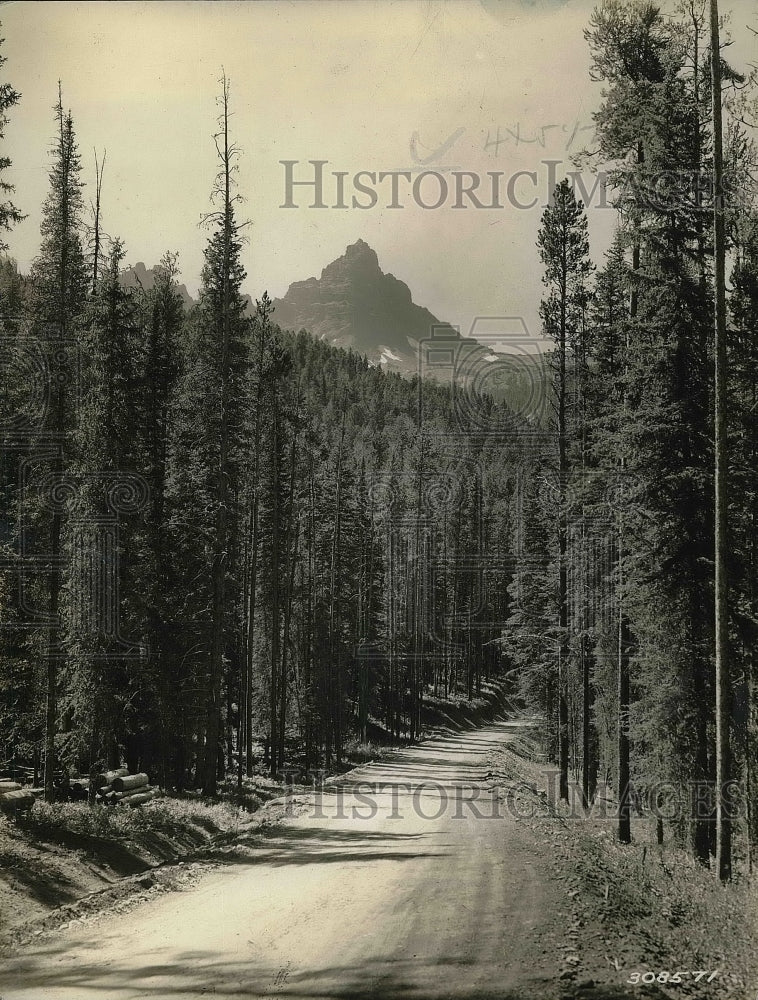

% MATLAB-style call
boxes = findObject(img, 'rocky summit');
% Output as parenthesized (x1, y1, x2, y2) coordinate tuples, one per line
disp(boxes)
(271, 239, 458, 371)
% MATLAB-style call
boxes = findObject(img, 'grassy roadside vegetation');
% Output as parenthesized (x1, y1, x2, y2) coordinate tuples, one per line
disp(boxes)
(0, 777, 285, 944)
(565, 825, 757, 998)
(490, 733, 758, 999)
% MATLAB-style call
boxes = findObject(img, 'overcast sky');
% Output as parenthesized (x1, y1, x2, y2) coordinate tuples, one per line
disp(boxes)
(1, 0, 756, 344)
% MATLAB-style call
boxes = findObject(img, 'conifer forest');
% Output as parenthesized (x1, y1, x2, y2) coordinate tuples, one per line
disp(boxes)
(1, 4, 758, 989)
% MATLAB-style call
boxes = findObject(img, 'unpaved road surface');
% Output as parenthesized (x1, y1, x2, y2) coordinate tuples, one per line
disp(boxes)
(1, 722, 574, 1000)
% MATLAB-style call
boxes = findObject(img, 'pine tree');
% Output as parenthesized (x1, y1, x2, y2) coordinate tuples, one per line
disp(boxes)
(730, 213, 758, 871)
(139, 252, 184, 787)
(585, 0, 720, 860)
(195, 74, 251, 795)
(241, 292, 274, 778)
(537, 179, 592, 802)
(709, 0, 732, 884)
(29, 87, 88, 800)
(65, 239, 141, 776)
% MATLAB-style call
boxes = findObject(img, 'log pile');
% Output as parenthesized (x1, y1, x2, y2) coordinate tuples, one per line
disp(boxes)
(0, 780, 35, 815)
(0, 767, 163, 809)
(93, 769, 163, 807)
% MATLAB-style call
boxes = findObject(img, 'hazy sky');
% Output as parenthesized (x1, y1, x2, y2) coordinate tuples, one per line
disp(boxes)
(1, 1, 756, 343)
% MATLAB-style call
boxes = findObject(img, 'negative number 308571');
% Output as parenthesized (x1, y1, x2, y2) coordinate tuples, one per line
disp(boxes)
(627, 971, 719, 985)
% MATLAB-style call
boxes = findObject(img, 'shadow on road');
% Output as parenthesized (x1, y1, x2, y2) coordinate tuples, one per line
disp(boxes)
(217, 823, 448, 868)
(0, 944, 671, 999)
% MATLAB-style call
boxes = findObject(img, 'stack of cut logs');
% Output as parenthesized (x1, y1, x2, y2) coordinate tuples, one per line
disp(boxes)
(93, 768, 163, 806)
(0, 769, 163, 814)
(0, 779, 36, 814)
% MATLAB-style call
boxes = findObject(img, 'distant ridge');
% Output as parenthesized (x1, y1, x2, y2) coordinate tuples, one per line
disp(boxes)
(270, 240, 549, 423)
(117, 247, 549, 422)
(119, 262, 195, 309)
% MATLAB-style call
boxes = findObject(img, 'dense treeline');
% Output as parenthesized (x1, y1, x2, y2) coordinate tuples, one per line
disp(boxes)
(1, 0, 757, 887)
(0, 74, 524, 795)
(505, 0, 758, 877)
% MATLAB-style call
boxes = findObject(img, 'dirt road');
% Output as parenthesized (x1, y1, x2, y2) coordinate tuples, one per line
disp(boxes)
(1, 722, 574, 1000)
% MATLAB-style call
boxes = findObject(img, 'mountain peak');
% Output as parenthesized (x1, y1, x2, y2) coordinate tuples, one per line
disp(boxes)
(272, 241, 447, 366)
(322, 239, 380, 280)
(346, 237, 376, 259)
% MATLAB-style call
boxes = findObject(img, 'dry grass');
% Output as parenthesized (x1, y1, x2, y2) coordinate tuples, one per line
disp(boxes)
(492, 729, 758, 998)
(25, 795, 245, 842)
(217, 774, 290, 812)
(567, 824, 758, 997)
(342, 739, 395, 764)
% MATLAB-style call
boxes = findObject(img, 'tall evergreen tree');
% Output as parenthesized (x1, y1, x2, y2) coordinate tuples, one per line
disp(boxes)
(65, 239, 140, 775)
(189, 74, 251, 795)
(537, 179, 592, 802)
(138, 252, 184, 787)
(29, 88, 88, 800)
